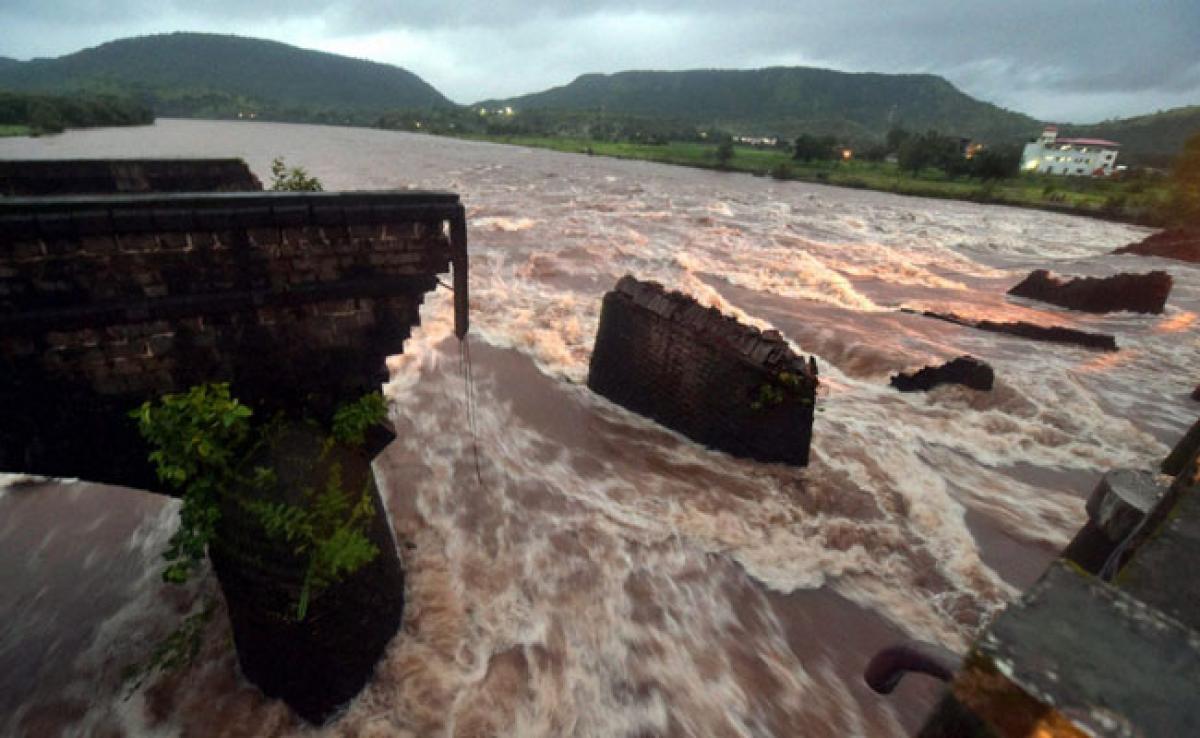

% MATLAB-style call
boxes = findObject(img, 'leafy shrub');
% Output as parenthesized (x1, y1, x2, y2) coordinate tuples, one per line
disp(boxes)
(1102, 194, 1128, 215)
(751, 371, 814, 411)
(132, 383, 260, 584)
(269, 157, 323, 191)
(132, 385, 384, 618)
(246, 460, 379, 620)
(331, 392, 388, 446)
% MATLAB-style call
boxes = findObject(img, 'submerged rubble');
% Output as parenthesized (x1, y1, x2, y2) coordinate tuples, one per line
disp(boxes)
(890, 356, 994, 393)
(904, 309, 1119, 351)
(1114, 227, 1200, 264)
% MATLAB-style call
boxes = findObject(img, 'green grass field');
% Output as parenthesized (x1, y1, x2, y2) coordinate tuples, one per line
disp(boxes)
(461, 134, 1170, 226)
(0, 124, 31, 137)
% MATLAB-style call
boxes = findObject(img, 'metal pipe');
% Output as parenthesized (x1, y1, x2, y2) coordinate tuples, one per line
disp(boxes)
(864, 640, 961, 694)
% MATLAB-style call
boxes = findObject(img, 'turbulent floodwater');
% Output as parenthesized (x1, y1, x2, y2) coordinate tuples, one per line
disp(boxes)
(2, 119, 1198, 737)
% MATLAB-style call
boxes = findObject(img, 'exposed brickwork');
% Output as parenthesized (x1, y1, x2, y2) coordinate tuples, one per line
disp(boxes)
(587, 275, 818, 466)
(0, 191, 466, 489)
(1, 185, 468, 725)
(0, 158, 261, 195)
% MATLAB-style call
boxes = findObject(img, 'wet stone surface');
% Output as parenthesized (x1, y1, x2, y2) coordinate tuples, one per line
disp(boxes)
(972, 561, 1200, 738)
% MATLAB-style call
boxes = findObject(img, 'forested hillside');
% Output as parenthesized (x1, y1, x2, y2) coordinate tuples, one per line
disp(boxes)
(0, 33, 450, 122)
(479, 67, 1041, 144)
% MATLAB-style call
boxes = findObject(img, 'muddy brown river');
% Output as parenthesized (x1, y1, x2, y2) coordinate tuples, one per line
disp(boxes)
(1, 119, 1197, 737)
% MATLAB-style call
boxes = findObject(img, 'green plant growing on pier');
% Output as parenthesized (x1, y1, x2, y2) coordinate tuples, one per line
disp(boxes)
(269, 156, 323, 192)
(331, 391, 388, 445)
(246, 460, 379, 620)
(131, 385, 384, 619)
(121, 598, 216, 697)
(132, 383, 264, 584)
(750, 371, 815, 411)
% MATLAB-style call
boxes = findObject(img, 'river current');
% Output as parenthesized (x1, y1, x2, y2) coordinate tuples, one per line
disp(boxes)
(1, 119, 1197, 737)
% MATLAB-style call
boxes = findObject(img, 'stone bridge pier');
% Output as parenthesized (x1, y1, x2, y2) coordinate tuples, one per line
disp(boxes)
(1, 169, 469, 723)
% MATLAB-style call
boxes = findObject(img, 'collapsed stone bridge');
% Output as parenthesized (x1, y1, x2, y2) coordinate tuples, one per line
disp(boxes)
(0, 159, 469, 723)
(0, 186, 468, 490)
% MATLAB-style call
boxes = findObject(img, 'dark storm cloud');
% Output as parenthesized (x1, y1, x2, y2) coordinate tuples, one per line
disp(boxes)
(2, 0, 1197, 121)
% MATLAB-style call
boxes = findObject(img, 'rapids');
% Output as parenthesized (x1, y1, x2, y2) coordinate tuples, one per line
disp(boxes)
(1, 119, 1197, 737)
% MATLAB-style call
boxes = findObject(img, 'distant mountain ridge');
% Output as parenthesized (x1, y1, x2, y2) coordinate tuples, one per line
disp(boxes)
(0, 33, 1194, 161)
(0, 33, 450, 117)
(477, 67, 1042, 144)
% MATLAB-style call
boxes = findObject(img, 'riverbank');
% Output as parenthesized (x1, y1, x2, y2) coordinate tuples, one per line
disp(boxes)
(0, 91, 154, 138)
(456, 133, 1171, 226)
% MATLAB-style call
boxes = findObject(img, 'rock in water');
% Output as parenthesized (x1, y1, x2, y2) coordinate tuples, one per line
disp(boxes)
(1114, 227, 1200, 264)
(1007, 269, 1172, 314)
(587, 275, 818, 466)
(891, 356, 994, 392)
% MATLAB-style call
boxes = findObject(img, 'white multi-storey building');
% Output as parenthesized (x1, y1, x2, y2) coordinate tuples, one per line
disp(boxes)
(1021, 125, 1120, 177)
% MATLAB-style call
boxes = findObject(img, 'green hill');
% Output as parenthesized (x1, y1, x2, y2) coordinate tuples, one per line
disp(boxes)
(1062, 106, 1200, 167)
(0, 32, 451, 122)
(478, 67, 1041, 144)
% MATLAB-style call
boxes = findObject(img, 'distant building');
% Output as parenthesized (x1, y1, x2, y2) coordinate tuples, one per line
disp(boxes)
(734, 135, 779, 147)
(1021, 125, 1120, 177)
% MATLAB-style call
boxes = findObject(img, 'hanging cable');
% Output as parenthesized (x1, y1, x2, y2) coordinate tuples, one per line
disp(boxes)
(459, 334, 486, 490)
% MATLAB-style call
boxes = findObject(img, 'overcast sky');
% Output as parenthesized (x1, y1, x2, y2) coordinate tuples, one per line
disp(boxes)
(2, 1, 1198, 123)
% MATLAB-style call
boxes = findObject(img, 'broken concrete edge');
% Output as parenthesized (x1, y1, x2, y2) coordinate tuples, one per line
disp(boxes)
(922, 560, 1200, 737)
(919, 427, 1200, 737)
(610, 275, 818, 381)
